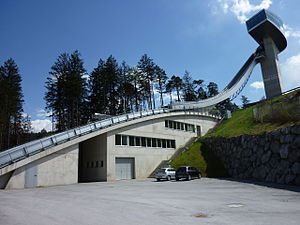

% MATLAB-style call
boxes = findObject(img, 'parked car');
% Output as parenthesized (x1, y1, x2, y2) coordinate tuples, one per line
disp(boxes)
(155, 168, 176, 181)
(175, 166, 201, 181)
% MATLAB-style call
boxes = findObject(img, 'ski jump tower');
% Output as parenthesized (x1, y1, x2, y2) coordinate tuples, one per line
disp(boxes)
(246, 9, 287, 99)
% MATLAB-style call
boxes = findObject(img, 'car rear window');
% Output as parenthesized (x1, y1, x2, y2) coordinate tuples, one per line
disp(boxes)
(158, 169, 166, 173)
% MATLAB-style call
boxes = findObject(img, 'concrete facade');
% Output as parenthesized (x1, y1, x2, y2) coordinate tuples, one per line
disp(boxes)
(260, 37, 283, 99)
(6, 144, 79, 189)
(1, 112, 219, 189)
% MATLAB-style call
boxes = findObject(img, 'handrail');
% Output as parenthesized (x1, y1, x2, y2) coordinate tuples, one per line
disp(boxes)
(0, 108, 220, 169)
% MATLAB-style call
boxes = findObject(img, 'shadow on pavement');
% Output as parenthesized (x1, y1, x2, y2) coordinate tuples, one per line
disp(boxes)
(215, 177, 300, 193)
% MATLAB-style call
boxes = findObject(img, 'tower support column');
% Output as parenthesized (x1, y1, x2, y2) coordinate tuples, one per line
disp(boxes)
(259, 36, 283, 99)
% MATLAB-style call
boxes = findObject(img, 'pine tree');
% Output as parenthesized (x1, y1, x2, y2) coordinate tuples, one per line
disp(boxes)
(165, 79, 174, 104)
(207, 82, 219, 97)
(154, 66, 168, 107)
(170, 75, 184, 102)
(137, 54, 156, 109)
(193, 79, 207, 100)
(182, 70, 196, 101)
(0, 59, 24, 150)
(45, 51, 88, 131)
(241, 95, 250, 108)
(89, 56, 121, 116)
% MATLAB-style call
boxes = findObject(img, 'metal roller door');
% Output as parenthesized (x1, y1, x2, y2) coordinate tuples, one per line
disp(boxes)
(115, 158, 135, 180)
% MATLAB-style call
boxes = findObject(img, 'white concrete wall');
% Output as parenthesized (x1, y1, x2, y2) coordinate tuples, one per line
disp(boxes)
(106, 115, 217, 180)
(5, 144, 78, 189)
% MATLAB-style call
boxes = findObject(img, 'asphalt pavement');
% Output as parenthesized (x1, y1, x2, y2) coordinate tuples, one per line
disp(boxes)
(0, 178, 299, 225)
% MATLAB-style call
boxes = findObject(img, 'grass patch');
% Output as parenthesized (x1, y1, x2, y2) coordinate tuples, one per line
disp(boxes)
(170, 141, 228, 177)
(170, 89, 300, 177)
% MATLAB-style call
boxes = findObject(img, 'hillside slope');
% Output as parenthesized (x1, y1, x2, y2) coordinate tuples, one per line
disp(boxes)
(170, 90, 300, 177)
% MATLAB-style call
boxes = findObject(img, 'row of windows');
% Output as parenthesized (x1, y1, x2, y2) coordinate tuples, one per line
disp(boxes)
(86, 160, 104, 168)
(165, 120, 195, 132)
(115, 134, 176, 149)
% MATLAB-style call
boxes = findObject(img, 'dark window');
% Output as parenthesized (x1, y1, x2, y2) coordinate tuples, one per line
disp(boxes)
(152, 138, 157, 147)
(167, 140, 171, 148)
(171, 140, 176, 149)
(162, 139, 166, 148)
(181, 123, 184, 130)
(192, 125, 195, 133)
(169, 121, 173, 128)
(129, 136, 135, 146)
(135, 137, 141, 146)
(141, 137, 146, 147)
(101, 161, 104, 167)
(115, 134, 121, 145)
(176, 122, 181, 130)
(157, 139, 162, 147)
(122, 135, 127, 145)
(95, 161, 99, 168)
(91, 161, 94, 168)
(185, 124, 188, 131)
(147, 138, 152, 147)
(165, 120, 169, 127)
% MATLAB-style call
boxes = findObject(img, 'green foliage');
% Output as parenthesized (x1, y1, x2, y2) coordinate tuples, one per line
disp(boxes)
(210, 90, 300, 138)
(241, 95, 250, 108)
(170, 141, 228, 177)
(0, 58, 24, 150)
(45, 51, 88, 131)
(182, 70, 197, 101)
(253, 90, 300, 124)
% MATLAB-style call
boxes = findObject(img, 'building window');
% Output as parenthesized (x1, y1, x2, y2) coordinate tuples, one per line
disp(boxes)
(165, 120, 196, 133)
(129, 136, 135, 146)
(115, 134, 121, 145)
(157, 139, 162, 148)
(147, 138, 152, 147)
(122, 135, 127, 145)
(171, 140, 176, 148)
(162, 139, 166, 148)
(152, 138, 157, 147)
(141, 137, 146, 147)
(135, 137, 141, 146)
(165, 120, 169, 128)
(115, 134, 176, 149)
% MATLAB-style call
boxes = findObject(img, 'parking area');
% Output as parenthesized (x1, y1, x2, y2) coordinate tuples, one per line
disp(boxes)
(0, 178, 300, 225)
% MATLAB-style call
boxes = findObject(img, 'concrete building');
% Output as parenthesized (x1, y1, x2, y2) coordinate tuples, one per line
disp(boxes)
(0, 110, 219, 189)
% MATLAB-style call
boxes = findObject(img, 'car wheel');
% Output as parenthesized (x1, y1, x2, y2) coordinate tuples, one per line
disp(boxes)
(187, 175, 191, 181)
(157, 178, 160, 182)
(176, 178, 179, 181)
(167, 176, 171, 181)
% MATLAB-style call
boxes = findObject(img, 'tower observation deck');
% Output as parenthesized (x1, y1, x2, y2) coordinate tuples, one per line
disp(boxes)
(171, 9, 287, 110)
(246, 9, 287, 99)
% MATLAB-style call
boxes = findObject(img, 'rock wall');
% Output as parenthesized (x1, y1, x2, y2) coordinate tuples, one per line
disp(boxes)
(203, 125, 300, 186)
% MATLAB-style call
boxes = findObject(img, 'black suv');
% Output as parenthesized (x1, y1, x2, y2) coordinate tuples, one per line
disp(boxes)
(175, 166, 201, 181)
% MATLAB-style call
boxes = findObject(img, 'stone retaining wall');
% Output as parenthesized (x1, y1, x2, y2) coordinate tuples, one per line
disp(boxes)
(203, 125, 300, 185)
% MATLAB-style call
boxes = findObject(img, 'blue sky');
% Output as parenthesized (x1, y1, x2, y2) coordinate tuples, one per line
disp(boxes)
(1, 0, 300, 132)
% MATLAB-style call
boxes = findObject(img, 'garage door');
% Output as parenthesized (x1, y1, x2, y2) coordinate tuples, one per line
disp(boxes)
(115, 158, 135, 180)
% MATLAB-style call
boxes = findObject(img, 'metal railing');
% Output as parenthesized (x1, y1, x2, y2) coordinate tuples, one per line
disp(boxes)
(0, 108, 220, 169)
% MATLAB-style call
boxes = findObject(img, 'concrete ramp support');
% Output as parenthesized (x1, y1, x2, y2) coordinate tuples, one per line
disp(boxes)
(260, 37, 283, 99)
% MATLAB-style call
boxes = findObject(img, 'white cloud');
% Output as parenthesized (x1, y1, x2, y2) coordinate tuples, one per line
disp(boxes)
(282, 24, 300, 42)
(217, 0, 272, 23)
(250, 81, 264, 89)
(281, 53, 300, 90)
(36, 109, 52, 118)
(31, 119, 53, 133)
